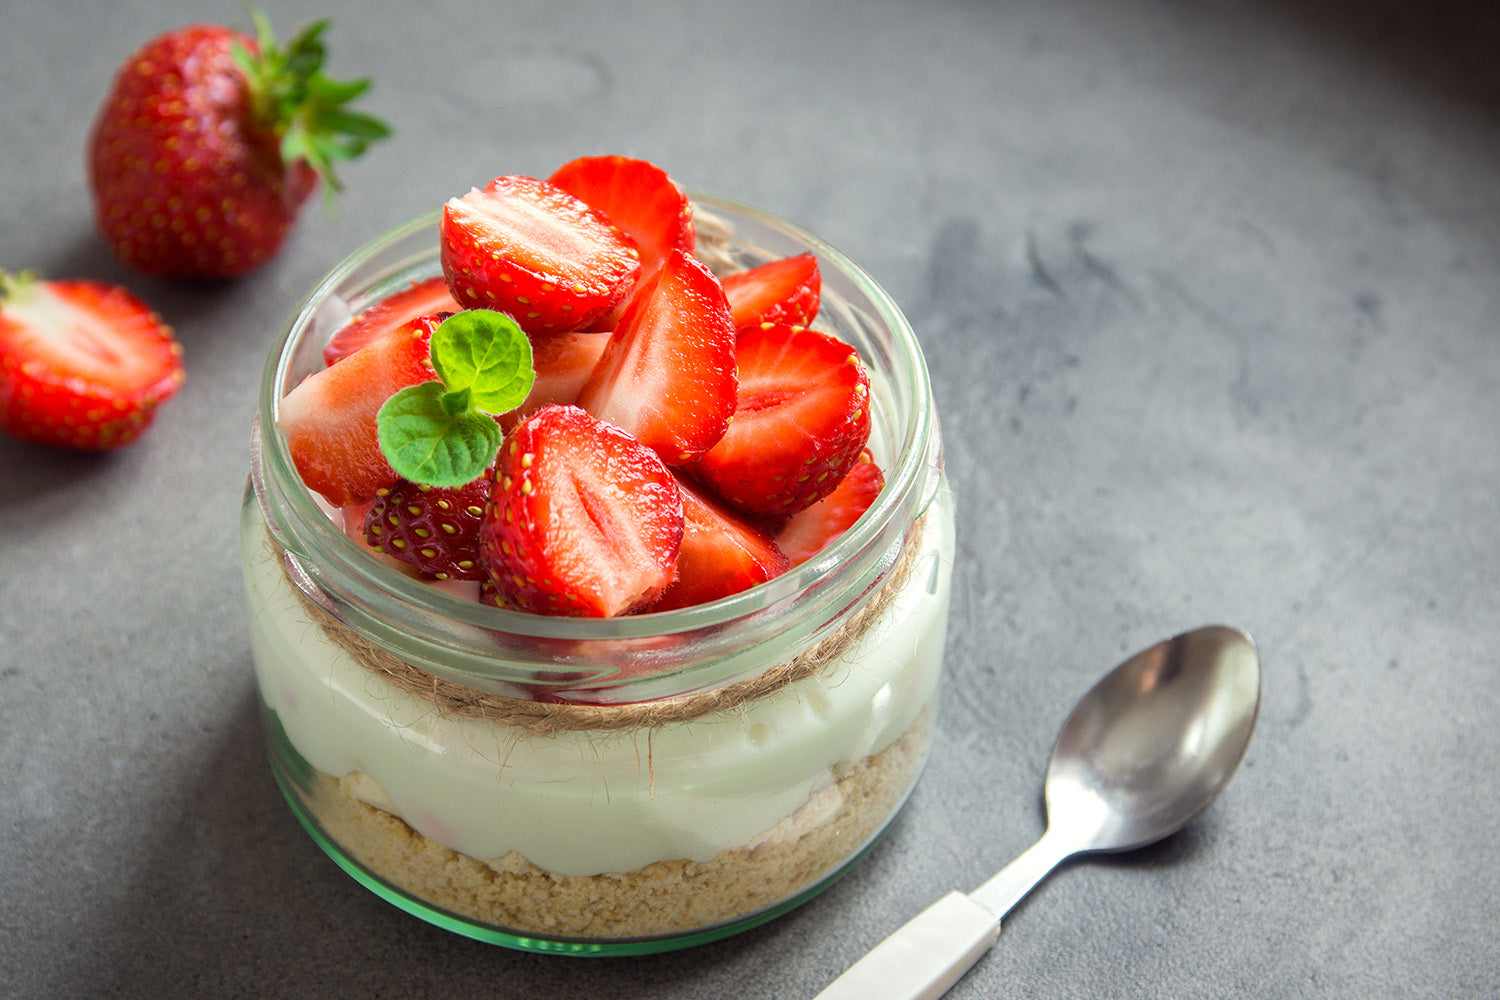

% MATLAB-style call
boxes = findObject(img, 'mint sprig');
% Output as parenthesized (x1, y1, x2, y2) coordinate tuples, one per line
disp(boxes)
(376, 310, 534, 487)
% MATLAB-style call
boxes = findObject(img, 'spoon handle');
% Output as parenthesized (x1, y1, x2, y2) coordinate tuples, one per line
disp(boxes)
(812, 833, 1072, 999)
(811, 890, 1000, 1000)
(968, 829, 1072, 917)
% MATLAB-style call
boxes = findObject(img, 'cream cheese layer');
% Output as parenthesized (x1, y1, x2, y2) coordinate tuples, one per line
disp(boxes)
(242, 487, 953, 877)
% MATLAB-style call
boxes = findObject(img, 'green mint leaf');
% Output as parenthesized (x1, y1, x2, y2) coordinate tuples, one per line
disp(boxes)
(440, 387, 472, 417)
(376, 382, 504, 488)
(429, 310, 535, 415)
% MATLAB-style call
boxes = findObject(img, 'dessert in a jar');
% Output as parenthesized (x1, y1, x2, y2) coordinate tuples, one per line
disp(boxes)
(240, 156, 955, 954)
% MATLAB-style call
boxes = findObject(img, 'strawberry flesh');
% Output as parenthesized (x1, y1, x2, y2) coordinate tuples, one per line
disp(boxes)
(722, 253, 821, 332)
(278, 313, 438, 506)
(498, 330, 610, 430)
(440, 175, 641, 332)
(574, 249, 736, 465)
(548, 155, 695, 278)
(651, 475, 790, 612)
(0, 273, 184, 449)
(691, 323, 872, 516)
(324, 276, 459, 365)
(481, 405, 683, 617)
(774, 450, 884, 566)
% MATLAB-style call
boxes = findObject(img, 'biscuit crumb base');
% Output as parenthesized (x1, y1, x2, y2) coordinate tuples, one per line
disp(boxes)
(300, 710, 932, 941)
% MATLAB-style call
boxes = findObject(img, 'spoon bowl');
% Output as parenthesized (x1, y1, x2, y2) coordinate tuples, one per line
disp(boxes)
(1045, 624, 1261, 854)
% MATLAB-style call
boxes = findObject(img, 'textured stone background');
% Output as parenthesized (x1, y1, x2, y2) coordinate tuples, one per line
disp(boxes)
(2, 0, 1497, 996)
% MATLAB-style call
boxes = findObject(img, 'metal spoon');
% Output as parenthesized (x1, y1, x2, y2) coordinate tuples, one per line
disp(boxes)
(815, 624, 1261, 1000)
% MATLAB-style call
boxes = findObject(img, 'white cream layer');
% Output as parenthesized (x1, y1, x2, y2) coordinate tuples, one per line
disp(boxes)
(241, 487, 953, 877)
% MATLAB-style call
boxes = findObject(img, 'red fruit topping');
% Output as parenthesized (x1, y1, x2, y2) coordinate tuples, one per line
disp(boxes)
(341, 500, 418, 577)
(498, 330, 610, 430)
(721, 253, 821, 332)
(774, 450, 884, 566)
(651, 476, 790, 612)
(691, 323, 872, 517)
(548, 155, 695, 277)
(0, 271, 184, 450)
(324, 276, 459, 365)
(574, 249, 736, 465)
(278, 313, 438, 506)
(480, 405, 683, 617)
(87, 15, 388, 278)
(363, 476, 491, 580)
(439, 175, 641, 332)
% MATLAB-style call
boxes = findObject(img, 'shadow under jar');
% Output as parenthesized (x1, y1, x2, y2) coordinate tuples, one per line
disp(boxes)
(240, 195, 955, 955)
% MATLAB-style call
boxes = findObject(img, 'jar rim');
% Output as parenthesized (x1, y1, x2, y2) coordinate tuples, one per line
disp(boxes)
(253, 193, 936, 656)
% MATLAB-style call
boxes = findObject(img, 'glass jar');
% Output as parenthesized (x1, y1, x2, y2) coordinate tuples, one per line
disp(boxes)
(240, 195, 955, 955)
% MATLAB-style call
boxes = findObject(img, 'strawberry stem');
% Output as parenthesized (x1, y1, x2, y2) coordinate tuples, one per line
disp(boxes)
(0, 269, 40, 305)
(230, 7, 391, 208)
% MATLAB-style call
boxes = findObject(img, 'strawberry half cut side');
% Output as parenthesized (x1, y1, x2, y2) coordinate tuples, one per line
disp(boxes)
(574, 249, 737, 465)
(278, 312, 438, 506)
(548, 155, 695, 278)
(721, 252, 821, 332)
(650, 475, 790, 612)
(439, 174, 641, 333)
(480, 405, 684, 617)
(323, 276, 459, 365)
(774, 450, 885, 567)
(0, 271, 184, 450)
(691, 323, 872, 517)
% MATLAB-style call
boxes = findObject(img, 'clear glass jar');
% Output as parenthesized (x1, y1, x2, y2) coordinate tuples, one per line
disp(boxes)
(240, 195, 955, 955)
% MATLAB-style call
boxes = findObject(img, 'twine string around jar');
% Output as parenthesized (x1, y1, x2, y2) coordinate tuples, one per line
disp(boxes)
(275, 511, 925, 736)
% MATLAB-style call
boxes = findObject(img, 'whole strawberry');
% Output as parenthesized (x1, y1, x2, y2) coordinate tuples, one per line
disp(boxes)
(87, 9, 389, 279)
(363, 477, 492, 581)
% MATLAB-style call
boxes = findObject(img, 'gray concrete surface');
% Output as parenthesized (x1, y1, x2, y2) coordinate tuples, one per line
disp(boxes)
(2, 0, 1497, 996)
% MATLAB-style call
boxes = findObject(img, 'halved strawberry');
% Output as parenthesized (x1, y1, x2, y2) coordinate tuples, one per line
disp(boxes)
(0, 270, 184, 450)
(363, 476, 491, 580)
(440, 174, 640, 333)
(691, 323, 872, 517)
(721, 252, 821, 332)
(650, 475, 789, 612)
(497, 330, 610, 430)
(323, 276, 459, 365)
(574, 249, 736, 465)
(278, 313, 438, 506)
(480, 405, 683, 617)
(774, 450, 884, 566)
(547, 155, 695, 278)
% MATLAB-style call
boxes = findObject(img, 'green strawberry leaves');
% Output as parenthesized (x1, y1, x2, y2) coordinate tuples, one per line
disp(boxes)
(231, 6, 392, 207)
(377, 309, 533, 487)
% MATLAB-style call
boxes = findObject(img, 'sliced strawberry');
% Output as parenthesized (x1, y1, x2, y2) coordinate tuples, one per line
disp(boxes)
(774, 450, 884, 566)
(0, 270, 184, 450)
(323, 276, 459, 365)
(691, 323, 872, 517)
(440, 174, 640, 333)
(721, 253, 821, 332)
(497, 330, 610, 430)
(363, 476, 491, 580)
(480, 405, 683, 617)
(547, 155, 695, 278)
(278, 313, 438, 506)
(574, 249, 736, 465)
(650, 475, 789, 612)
